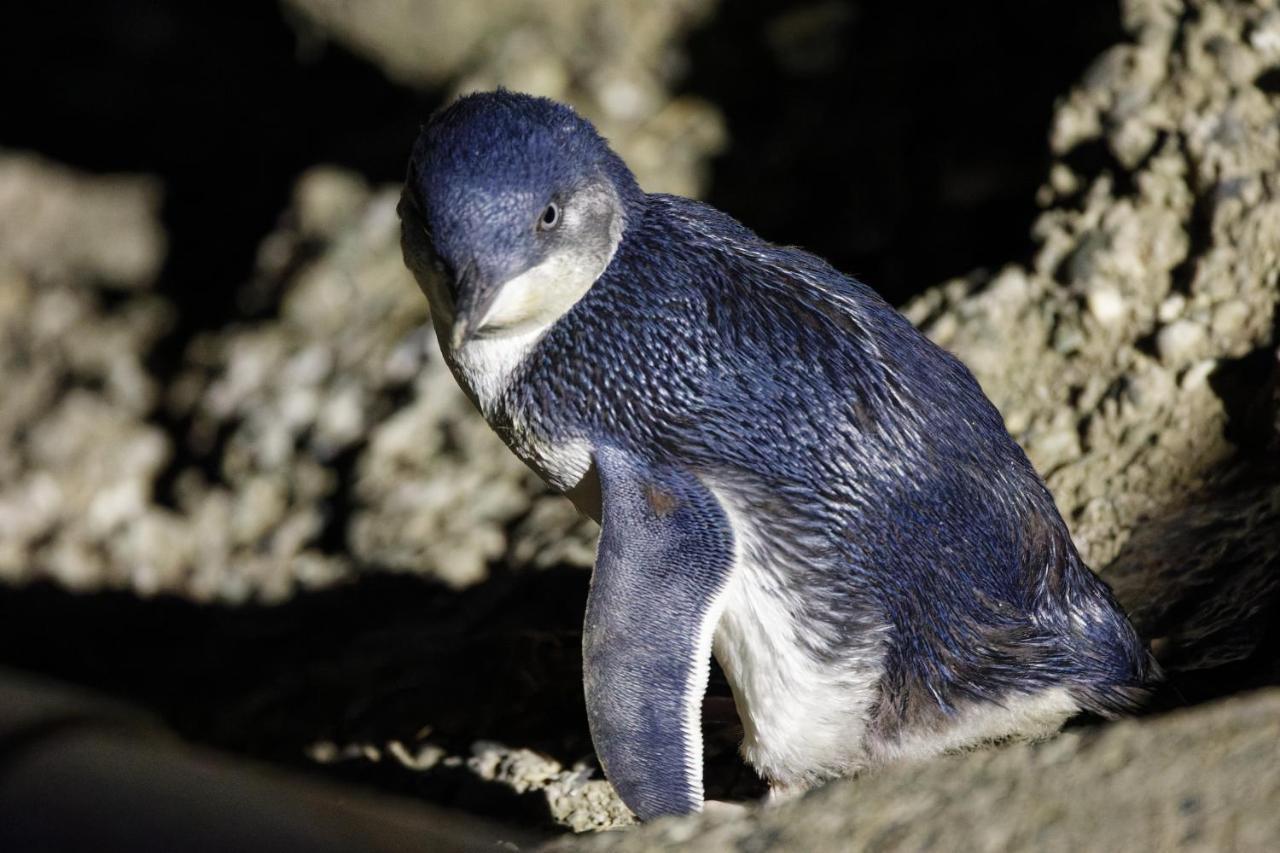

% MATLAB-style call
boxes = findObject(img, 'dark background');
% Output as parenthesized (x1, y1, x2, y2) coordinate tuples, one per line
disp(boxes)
(4, 0, 1120, 343)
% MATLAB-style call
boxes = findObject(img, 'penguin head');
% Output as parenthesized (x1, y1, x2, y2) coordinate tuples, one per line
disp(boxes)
(400, 90, 642, 350)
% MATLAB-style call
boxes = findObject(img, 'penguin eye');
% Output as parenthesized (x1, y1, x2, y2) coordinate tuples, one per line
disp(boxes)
(537, 202, 560, 231)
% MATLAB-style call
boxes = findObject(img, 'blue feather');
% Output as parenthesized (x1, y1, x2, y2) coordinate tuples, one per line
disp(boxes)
(512, 192, 1151, 720)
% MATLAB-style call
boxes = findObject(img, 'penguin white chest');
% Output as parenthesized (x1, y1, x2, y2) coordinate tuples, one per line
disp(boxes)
(708, 484, 886, 791)
(448, 328, 593, 496)
(445, 322, 539, 419)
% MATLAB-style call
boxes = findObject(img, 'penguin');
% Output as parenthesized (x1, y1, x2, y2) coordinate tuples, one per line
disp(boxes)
(397, 90, 1154, 821)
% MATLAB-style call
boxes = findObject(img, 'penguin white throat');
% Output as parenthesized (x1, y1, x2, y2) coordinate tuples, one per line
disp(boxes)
(442, 182, 624, 416)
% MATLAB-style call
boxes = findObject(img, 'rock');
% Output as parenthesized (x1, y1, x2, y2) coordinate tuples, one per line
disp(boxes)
(1085, 282, 1126, 325)
(0, 152, 166, 290)
(1157, 318, 1210, 367)
(0, 154, 600, 601)
(469, 741, 635, 832)
(284, 0, 543, 86)
(165, 169, 565, 596)
(923, 0, 1279, 568)
(283, 0, 726, 198)
(157, 166, 602, 598)
(552, 689, 1280, 851)
(305, 735, 635, 833)
(0, 156, 175, 592)
(348, 350, 536, 588)
(1211, 299, 1251, 342)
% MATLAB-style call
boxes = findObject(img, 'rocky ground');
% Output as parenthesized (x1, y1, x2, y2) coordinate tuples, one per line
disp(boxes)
(1, 0, 1278, 848)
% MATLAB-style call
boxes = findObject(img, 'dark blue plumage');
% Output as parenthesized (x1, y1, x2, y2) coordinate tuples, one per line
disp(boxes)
(399, 89, 1154, 821)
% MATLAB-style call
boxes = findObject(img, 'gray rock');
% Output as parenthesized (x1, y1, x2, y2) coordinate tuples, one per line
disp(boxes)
(916, 0, 1279, 569)
(157, 166, 600, 598)
(1156, 319, 1210, 368)
(283, 0, 725, 198)
(0, 156, 174, 592)
(0, 152, 166, 290)
(167, 169, 561, 596)
(552, 689, 1280, 852)
(0, 157, 600, 601)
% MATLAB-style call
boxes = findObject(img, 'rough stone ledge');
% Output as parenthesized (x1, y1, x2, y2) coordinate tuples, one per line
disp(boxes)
(551, 687, 1280, 852)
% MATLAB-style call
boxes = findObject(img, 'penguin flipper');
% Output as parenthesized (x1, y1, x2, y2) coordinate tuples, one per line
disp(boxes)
(583, 446, 735, 820)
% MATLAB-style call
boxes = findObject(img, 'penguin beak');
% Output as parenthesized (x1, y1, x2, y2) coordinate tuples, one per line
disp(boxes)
(449, 261, 501, 351)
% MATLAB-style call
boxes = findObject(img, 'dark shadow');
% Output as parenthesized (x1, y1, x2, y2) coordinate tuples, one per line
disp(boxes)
(0, 565, 760, 825)
(1106, 345, 1280, 713)
(1107, 478, 1280, 712)
(1255, 66, 1280, 94)
(0, 568, 588, 826)
(682, 0, 1125, 306)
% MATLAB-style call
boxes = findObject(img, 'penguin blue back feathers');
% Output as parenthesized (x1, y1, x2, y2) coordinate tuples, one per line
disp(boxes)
(399, 90, 1153, 821)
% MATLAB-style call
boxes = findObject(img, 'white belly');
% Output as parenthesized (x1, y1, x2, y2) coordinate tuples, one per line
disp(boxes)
(708, 485, 886, 791)
(708, 483, 1084, 789)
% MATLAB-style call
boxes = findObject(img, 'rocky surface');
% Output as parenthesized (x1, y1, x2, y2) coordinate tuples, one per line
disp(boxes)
(284, 0, 725, 198)
(165, 169, 548, 596)
(905, 0, 1280, 571)
(0, 152, 166, 289)
(309, 736, 635, 834)
(1, 0, 1278, 845)
(0, 153, 174, 590)
(554, 688, 1280, 852)
(0, 159, 596, 601)
(165, 166, 601, 595)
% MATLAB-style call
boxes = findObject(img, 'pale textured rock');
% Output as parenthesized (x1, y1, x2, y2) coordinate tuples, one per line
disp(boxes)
(468, 741, 634, 832)
(0, 152, 166, 290)
(907, 0, 1280, 569)
(0, 156, 174, 592)
(283, 0, 725, 197)
(552, 690, 1280, 852)
(307, 735, 635, 833)
(0, 156, 599, 601)
(166, 170, 556, 596)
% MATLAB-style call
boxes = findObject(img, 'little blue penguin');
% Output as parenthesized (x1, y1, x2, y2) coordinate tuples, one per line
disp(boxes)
(397, 90, 1154, 821)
